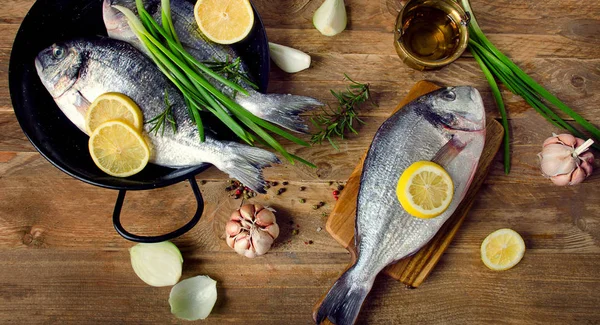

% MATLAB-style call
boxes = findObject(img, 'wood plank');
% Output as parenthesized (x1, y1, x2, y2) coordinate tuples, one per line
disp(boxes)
(0, 250, 598, 324)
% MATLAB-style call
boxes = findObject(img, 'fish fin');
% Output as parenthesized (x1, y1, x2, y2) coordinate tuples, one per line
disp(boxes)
(314, 266, 371, 325)
(220, 143, 281, 194)
(238, 93, 323, 133)
(431, 135, 467, 167)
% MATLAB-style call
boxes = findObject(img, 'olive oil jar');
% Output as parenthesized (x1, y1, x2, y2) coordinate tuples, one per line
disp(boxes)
(394, 0, 470, 70)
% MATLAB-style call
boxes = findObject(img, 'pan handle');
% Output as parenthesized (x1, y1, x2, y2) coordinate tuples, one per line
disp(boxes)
(112, 177, 204, 243)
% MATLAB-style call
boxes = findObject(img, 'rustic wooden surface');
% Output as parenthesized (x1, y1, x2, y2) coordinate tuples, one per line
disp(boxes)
(321, 81, 504, 288)
(1, 0, 600, 324)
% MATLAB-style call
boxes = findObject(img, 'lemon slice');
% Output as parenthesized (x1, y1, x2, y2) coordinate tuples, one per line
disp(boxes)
(396, 161, 454, 219)
(85, 92, 144, 135)
(481, 229, 525, 271)
(194, 0, 254, 45)
(88, 121, 150, 177)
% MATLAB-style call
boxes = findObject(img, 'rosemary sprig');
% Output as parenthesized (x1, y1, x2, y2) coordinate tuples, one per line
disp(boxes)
(148, 90, 177, 136)
(310, 74, 375, 149)
(202, 56, 258, 92)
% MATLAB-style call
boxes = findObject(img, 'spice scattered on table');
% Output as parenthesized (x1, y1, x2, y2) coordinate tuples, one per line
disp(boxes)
(299, 198, 306, 203)
(277, 188, 286, 195)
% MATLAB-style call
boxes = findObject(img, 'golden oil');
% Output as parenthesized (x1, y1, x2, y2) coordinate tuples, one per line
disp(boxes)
(400, 6, 460, 61)
(394, 0, 470, 70)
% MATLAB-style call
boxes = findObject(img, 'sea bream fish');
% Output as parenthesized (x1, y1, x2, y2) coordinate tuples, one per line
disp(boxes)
(103, 0, 321, 133)
(35, 38, 279, 192)
(315, 86, 486, 324)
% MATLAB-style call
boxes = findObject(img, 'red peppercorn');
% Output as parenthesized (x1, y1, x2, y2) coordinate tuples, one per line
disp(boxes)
(333, 190, 340, 196)
(235, 189, 242, 196)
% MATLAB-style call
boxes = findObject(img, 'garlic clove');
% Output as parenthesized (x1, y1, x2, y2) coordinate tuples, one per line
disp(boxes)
(252, 230, 275, 256)
(230, 210, 242, 221)
(580, 158, 594, 176)
(570, 166, 588, 185)
(226, 235, 235, 249)
(550, 173, 572, 186)
(554, 133, 577, 147)
(313, 0, 347, 37)
(234, 236, 251, 256)
(239, 204, 255, 221)
(265, 223, 280, 239)
(268, 42, 311, 73)
(225, 220, 242, 237)
(255, 208, 275, 227)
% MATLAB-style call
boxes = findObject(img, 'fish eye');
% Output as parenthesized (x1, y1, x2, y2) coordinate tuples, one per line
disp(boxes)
(52, 46, 65, 59)
(442, 90, 456, 101)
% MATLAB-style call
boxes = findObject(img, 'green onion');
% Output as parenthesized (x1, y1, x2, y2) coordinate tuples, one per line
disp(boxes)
(113, 1, 314, 166)
(461, 0, 600, 173)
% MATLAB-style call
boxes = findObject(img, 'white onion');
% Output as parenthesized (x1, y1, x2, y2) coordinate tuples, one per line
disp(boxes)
(313, 0, 347, 36)
(169, 275, 218, 321)
(268, 42, 311, 73)
(129, 241, 182, 287)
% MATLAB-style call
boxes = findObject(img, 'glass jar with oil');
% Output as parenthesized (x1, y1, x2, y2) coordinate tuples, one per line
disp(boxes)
(394, 0, 470, 70)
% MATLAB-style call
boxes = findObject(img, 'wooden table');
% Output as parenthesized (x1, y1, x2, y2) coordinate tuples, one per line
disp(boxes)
(1, 0, 600, 324)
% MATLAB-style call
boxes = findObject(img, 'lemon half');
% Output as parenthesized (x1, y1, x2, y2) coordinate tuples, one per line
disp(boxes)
(397, 161, 454, 219)
(88, 120, 150, 177)
(85, 92, 143, 135)
(194, 0, 254, 45)
(481, 228, 526, 271)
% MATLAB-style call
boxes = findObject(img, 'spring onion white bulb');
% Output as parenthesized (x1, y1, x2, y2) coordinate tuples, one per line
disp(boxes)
(169, 275, 218, 320)
(129, 241, 183, 287)
(313, 0, 347, 36)
(268, 43, 311, 73)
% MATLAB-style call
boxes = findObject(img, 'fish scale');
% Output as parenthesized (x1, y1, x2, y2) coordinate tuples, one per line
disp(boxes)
(316, 86, 486, 325)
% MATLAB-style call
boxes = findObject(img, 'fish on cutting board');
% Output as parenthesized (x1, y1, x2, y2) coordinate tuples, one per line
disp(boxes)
(35, 38, 279, 192)
(103, 0, 322, 133)
(314, 86, 486, 324)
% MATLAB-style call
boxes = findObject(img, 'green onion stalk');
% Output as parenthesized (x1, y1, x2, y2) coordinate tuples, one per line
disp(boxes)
(113, 0, 315, 167)
(461, 0, 600, 174)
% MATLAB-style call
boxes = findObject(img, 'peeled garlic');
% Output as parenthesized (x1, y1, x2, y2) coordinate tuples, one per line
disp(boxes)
(129, 241, 183, 287)
(538, 133, 594, 186)
(225, 204, 279, 258)
(313, 0, 347, 36)
(268, 42, 311, 73)
(169, 275, 217, 321)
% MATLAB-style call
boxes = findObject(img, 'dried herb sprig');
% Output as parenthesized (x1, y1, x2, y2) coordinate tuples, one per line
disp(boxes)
(310, 74, 375, 149)
(148, 90, 177, 136)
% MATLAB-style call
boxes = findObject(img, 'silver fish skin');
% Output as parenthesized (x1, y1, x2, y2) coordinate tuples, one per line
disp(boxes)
(35, 38, 279, 192)
(315, 86, 486, 325)
(103, 0, 322, 133)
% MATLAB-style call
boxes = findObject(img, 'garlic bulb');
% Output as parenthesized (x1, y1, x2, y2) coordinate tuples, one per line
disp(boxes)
(269, 42, 311, 73)
(313, 0, 347, 36)
(538, 133, 594, 186)
(225, 204, 279, 258)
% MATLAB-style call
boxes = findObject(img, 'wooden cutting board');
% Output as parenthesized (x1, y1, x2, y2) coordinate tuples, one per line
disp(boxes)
(322, 80, 504, 288)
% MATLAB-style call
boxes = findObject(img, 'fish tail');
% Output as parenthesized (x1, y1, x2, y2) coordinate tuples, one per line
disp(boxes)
(314, 265, 372, 325)
(219, 142, 281, 194)
(237, 93, 323, 133)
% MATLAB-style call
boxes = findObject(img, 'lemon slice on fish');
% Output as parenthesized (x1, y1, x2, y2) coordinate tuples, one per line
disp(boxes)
(396, 161, 454, 219)
(194, 0, 254, 45)
(88, 121, 150, 177)
(86, 92, 143, 135)
(481, 229, 525, 271)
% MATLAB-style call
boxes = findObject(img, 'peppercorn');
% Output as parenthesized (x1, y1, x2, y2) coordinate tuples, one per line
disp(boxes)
(299, 198, 306, 204)
(300, 186, 306, 191)
(235, 189, 242, 196)
(200, 180, 207, 185)
(292, 229, 299, 235)
(312, 205, 319, 210)
(337, 185, 344, 191)
(271, 181, 279, 187)
(282, 181, 289, 186)
(277, 188, 286, 195)
(308, 240, 314, 245)
(333, 190, 340, 196)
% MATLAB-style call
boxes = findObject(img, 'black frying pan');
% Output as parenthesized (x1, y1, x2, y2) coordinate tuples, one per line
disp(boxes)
(9, 0, 270, 242)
